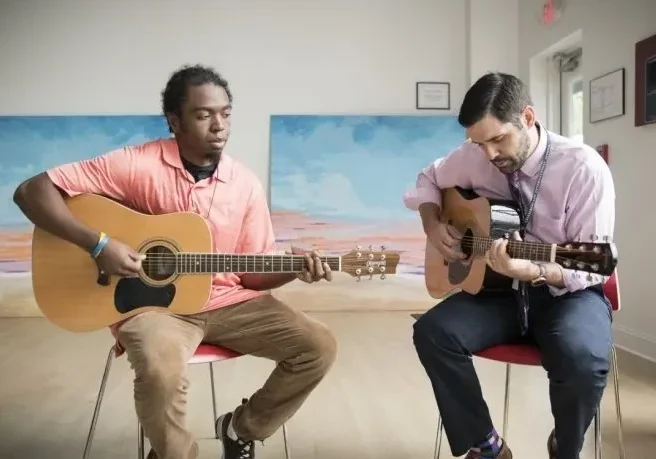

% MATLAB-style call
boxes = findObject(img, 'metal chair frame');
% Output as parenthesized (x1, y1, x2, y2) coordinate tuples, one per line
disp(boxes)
(82, 345, 291, 459)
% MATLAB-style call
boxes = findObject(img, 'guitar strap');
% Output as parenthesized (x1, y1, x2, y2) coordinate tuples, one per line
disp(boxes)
(506, 130, 552, 334)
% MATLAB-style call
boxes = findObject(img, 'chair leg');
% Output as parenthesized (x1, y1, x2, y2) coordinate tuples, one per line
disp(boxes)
(138, 423, 145, 459)
(502, 363, 511, 440)
(433, 414, 443, 459)
(82, 346, 116, 459)
(282, 422, 291, 459)
(594, 406, 602, 459)
(209, 362, 219, 439)
(610, 345, 625, 459)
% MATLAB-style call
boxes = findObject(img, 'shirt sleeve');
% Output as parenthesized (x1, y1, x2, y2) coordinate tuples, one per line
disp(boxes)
(402, 144, 475, 211)
(235, 179, 277, 254)
(551, 157, 615, 295)
(46, 146, 138, 200)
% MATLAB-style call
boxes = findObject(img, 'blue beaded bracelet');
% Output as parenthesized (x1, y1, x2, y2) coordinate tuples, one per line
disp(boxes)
(91, 232, 110, 259)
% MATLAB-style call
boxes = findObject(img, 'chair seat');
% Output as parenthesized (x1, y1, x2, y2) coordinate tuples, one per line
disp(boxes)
(189, 344, 242, 364)
(474, 344, 542, 366)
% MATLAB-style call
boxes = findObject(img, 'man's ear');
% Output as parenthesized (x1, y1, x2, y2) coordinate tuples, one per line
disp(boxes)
(522, 106, 537, 129)
(166, 113, 181, 134)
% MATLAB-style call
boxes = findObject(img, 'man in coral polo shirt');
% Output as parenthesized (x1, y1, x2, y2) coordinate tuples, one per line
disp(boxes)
(13, 64, 337, 459)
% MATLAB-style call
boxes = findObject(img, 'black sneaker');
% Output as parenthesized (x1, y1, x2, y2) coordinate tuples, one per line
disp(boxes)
(547, 429, 557, 458)
(215, 407, 255, 459)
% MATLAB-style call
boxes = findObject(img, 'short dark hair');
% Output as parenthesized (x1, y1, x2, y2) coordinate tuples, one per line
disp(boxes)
(161, 64, 232, 131)
(457, 72, 532, 128)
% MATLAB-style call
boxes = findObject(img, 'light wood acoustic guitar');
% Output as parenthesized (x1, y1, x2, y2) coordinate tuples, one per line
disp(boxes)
(31, 194, 401, 332)
(425, 187, 619, 299)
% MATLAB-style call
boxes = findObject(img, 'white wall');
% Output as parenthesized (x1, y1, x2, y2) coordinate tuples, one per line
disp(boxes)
(0, 0, 518, 192)
(519, 0, 656, 362)
(469, 0, 519, 85)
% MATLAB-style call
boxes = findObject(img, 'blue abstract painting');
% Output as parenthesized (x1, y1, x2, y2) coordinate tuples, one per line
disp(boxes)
(0, 115, 169, 274)
(269, 115, 464, 281)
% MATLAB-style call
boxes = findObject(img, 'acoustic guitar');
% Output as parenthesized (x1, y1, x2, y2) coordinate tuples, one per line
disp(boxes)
(31, 194, 401, 332)
(424, 187, 618, 299)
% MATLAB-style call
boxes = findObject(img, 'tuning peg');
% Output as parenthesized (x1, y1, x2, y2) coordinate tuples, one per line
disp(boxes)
(590, 234, 598, 241)
(380, 273, 386, 280)
(368, 244, 373, 252)
(356, 275, 361, 282)
(356, 244, 362, 251)
(381, 244, 386, 251)
(587, 273, 593, 281)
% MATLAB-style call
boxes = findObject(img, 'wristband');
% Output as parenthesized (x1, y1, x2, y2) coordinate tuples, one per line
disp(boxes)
(91, 232, 110, 259)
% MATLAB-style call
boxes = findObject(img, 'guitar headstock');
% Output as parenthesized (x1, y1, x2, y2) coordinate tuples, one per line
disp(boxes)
(556, 236, 618, 276)
(340, 245, 401, 281)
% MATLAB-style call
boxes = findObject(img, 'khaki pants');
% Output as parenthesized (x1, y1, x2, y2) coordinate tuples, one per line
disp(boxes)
(117, 294, 338, 459)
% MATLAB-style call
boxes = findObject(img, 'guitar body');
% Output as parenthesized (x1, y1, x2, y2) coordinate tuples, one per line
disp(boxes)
(32, 194, 214, 332)
(425, 187, 522, 299)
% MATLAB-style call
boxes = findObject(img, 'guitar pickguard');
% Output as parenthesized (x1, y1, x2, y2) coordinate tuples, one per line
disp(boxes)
(113, 278, 176, 313)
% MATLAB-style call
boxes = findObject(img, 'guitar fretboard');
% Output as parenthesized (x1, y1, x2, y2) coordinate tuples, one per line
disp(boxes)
(465, 238, 554, 262)
(174, 254, 342, 274)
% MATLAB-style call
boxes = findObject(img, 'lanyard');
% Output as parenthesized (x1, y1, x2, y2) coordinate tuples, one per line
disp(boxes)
(507, 132, 552, 234)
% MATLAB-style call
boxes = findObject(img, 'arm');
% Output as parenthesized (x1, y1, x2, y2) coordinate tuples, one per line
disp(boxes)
(548, 159, 615, 294)
(12, 147, 137, 253)
(236, 181, 295, 291)
(403, 147, 474, 231)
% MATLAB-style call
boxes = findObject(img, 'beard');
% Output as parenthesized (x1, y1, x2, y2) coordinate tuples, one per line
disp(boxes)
(204, 147, 222, 161)
(493, 127, 531, 174)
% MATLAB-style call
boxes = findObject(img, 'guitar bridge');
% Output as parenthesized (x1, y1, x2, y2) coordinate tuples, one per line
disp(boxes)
(97, 268, 111, 286)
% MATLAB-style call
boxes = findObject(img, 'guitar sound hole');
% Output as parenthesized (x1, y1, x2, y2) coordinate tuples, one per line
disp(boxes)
(461, 229, 474, 258)
(142, 245, 177, 282)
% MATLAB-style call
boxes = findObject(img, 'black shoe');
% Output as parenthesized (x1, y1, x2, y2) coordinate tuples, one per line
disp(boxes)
(547, 429, 557, 458)
(215, 410, 255, 459)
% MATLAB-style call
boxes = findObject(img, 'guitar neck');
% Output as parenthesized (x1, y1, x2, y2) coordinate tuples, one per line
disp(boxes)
(466, 237, 555, 263)
(172, 253, 342, 274)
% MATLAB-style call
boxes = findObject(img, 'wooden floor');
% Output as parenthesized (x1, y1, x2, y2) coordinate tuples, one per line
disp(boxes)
(0, 313, 654, 459)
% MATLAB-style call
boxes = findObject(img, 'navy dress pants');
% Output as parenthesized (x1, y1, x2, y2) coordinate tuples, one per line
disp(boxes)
(412, 284, 612, 459)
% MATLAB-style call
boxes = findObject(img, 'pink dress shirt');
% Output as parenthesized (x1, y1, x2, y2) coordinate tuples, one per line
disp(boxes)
(403, 125, 615, 296)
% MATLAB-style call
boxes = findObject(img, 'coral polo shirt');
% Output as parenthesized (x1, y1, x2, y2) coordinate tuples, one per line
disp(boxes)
(46, 137, 277, 353)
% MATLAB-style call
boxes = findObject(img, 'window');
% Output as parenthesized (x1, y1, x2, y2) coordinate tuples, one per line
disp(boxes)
(558, 47, 583, 143)
(567, 78, 584, 143)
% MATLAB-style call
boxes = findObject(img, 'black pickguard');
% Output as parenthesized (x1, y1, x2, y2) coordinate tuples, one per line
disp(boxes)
(95, 267, 176, 314)
(448, 187, 522, 292)
(113, 278, 176, 313)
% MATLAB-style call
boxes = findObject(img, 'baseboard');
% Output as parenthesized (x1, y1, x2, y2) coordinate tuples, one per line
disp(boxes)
(613, 324, 656, 364)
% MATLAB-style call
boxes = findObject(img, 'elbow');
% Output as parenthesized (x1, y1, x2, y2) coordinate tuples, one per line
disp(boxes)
(13, 173, 52, 209)
(13, 178, 32, 209)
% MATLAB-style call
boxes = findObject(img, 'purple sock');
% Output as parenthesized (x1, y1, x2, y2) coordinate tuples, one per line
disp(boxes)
(469, 428, 503, 458)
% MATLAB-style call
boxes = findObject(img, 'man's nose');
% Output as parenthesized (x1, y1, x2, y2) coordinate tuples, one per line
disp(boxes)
(210, 116, 225, 132)
(483, 145, 498, 161)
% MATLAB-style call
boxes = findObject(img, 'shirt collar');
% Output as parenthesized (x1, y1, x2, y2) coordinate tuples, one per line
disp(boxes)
(519, 122, 548, 178)
(161, 137, 232, 182)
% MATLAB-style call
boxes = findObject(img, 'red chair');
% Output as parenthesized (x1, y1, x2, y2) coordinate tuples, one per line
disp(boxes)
(432, 272, 625, 459)
(82, 343, 291, 459)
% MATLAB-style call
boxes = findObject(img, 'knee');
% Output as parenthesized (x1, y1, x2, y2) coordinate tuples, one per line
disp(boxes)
(412, 308, 454, 352)
(548, 341, 610, 387)
(300, 321, 338, 374)
(132, 344, 189, 398)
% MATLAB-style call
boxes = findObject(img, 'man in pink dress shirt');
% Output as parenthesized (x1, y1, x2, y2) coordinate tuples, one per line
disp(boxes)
(405, 72, 615, 459)
(13, 65, 337, 459)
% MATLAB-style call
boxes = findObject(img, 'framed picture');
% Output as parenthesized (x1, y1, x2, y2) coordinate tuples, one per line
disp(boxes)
(589, 68, 625, 123)
(416, 82, 450, 110)
(635, 32, 656, 127)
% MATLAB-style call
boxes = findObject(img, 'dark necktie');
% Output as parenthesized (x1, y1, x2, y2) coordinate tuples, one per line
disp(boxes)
(507, 172, 530, 334)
